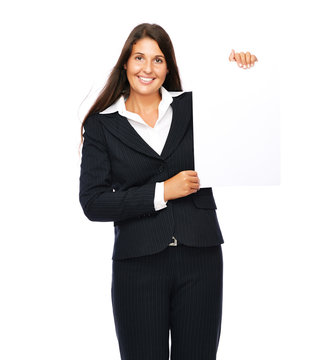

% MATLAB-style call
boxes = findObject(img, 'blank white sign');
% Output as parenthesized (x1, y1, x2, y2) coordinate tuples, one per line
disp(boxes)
(191, 47, 280, 187)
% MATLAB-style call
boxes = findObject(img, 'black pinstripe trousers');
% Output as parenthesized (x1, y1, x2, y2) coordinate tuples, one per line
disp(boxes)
(111, 243, 223, 360)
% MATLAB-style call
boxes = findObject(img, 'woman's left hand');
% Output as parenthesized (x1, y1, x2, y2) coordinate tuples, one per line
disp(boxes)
(229, 49, 258, 69)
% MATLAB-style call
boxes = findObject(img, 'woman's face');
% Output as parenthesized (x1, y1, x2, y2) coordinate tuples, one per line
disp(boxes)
(124, 37, 169, 97)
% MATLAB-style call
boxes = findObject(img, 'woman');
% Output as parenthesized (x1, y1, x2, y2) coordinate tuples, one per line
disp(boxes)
(79, 23, 257, 360)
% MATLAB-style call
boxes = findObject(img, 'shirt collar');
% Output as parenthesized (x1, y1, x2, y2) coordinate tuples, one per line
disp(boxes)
(99, 86, 183, 126)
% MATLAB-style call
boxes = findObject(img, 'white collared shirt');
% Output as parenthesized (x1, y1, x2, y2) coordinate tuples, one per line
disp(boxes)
(100, 86, 184, 211)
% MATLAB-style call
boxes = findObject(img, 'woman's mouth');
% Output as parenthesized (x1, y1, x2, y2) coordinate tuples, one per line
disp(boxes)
(137, 76, 155, 85)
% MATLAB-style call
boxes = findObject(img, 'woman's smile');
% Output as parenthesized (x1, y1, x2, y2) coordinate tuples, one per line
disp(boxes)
(137, 75, 156, 85)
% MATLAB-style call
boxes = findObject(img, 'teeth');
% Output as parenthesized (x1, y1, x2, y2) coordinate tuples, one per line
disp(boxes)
(139, 76, 154, 82)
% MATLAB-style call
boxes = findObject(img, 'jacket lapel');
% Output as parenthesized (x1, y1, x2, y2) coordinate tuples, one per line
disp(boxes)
(99, 94, 192, 160)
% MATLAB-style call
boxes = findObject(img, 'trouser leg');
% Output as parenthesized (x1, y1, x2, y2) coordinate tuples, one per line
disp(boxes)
(169, 244, 223, 360)
(111, 248, 171, 360)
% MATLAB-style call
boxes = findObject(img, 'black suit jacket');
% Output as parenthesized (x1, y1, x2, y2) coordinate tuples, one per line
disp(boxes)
(79, 91, 224, 260)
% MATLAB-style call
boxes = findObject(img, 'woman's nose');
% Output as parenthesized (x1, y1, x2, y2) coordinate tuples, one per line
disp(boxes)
(143, 60, 153, 73)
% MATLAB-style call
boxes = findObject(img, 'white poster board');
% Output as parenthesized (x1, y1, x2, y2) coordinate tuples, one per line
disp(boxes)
(191, 47, 280, 187)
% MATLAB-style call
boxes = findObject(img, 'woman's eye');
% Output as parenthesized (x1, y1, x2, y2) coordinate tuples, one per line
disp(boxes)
(134, 56, 163, 63)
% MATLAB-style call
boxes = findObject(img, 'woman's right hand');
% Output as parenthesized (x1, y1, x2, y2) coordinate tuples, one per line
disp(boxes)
(163, 170, 200, 201)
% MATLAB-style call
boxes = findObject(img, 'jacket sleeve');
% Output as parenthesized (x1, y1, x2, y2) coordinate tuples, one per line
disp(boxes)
(79, 114, 157, 222)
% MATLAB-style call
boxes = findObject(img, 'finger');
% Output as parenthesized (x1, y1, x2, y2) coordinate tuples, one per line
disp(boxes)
(186, 170, 198, 176)
(189, 179, 200, 190)
(251, 54, 258, 66)
(189, 176, 200, 183)
(240, 52, 246, 68)
(245, 52, 251, 68)
(229, 49, 235, 61)
(234, 52, 242, 67)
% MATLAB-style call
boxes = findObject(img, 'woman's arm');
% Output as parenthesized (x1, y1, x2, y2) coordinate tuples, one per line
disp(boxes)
(79, 115, 157, 222)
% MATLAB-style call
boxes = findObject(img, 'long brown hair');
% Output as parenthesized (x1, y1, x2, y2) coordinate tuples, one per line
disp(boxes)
(79, 23, 183, 148)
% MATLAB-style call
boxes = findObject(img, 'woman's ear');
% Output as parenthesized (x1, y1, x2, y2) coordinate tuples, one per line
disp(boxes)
(123, 64, 127, 70)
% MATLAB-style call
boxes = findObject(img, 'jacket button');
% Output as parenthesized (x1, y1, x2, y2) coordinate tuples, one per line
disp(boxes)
(159, 165, 164, 173)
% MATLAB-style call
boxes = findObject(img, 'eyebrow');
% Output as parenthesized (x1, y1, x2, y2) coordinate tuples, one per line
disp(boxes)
(133, 52, 165, 58)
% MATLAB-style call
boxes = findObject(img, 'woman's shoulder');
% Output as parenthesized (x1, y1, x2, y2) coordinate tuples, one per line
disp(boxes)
(99, 96, 122, 115)
(168, 89, 192, 97)
(168, 90, 192, 103)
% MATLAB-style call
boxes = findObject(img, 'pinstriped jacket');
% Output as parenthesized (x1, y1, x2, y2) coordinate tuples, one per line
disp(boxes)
(79, 91, 224, 260)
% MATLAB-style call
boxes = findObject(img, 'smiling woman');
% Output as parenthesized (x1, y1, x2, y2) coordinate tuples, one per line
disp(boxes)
(123, 37, 170, 125)
(79, 22, 224, 360)
(79, 23, 182, 141)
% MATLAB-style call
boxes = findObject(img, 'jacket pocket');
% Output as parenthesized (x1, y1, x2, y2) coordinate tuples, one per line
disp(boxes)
(191, 188, 217, 209)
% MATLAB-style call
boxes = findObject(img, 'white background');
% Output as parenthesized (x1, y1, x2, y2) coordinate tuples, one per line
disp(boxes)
(1, 0, 325, 359)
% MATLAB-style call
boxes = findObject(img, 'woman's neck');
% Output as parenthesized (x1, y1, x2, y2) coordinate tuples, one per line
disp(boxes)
(125, 89, 162, 115)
